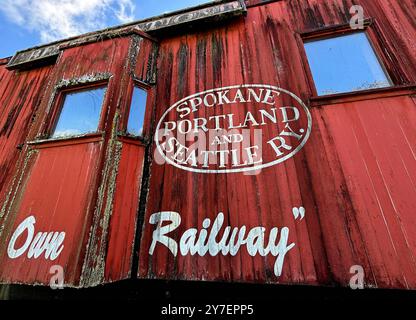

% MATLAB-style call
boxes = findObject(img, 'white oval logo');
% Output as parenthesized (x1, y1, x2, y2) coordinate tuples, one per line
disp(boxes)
(155, 84, 312, 173)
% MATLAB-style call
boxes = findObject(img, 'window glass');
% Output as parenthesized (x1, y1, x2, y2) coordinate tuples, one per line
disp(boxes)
(127, 86, 147, 136)
(51, 87, 106, 138)
(304, 32, 391, 95)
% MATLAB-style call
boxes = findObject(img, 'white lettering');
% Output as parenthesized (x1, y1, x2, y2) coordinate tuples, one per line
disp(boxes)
(7, 215, 65, 261)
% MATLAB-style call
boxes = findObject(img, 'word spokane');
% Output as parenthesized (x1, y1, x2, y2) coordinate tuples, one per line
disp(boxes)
(148, 211, 295, 277)
(155, 84, 312, 173)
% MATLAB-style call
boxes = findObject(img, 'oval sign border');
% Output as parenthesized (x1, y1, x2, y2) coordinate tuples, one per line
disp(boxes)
(155, 84, 312, 174)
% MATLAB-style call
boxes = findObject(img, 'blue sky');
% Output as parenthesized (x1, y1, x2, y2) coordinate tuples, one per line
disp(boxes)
(0, 0, 212, 58)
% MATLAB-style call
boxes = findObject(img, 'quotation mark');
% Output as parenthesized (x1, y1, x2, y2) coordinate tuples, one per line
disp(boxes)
(292, 206, 305, 220)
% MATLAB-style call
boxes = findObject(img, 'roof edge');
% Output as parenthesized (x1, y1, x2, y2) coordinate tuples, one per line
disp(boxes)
(5, 0, 246, 70)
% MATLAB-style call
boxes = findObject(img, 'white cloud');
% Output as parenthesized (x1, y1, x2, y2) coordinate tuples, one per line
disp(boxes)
(0, 0, 136, 43)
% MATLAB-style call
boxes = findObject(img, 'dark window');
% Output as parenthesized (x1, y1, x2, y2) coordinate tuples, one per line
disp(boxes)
(127, 86, 147, 137)
(304, 32, 391, 96)
(51, 86, 107, 138)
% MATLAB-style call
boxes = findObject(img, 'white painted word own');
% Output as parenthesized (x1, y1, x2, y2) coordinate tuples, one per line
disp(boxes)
(7, 215, 65, 261)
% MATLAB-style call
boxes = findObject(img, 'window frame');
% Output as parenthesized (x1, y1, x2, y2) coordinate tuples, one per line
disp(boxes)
(46, 80, 109, 140)
(298, 19, 403, 98)
(120, 78, 151, 142)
